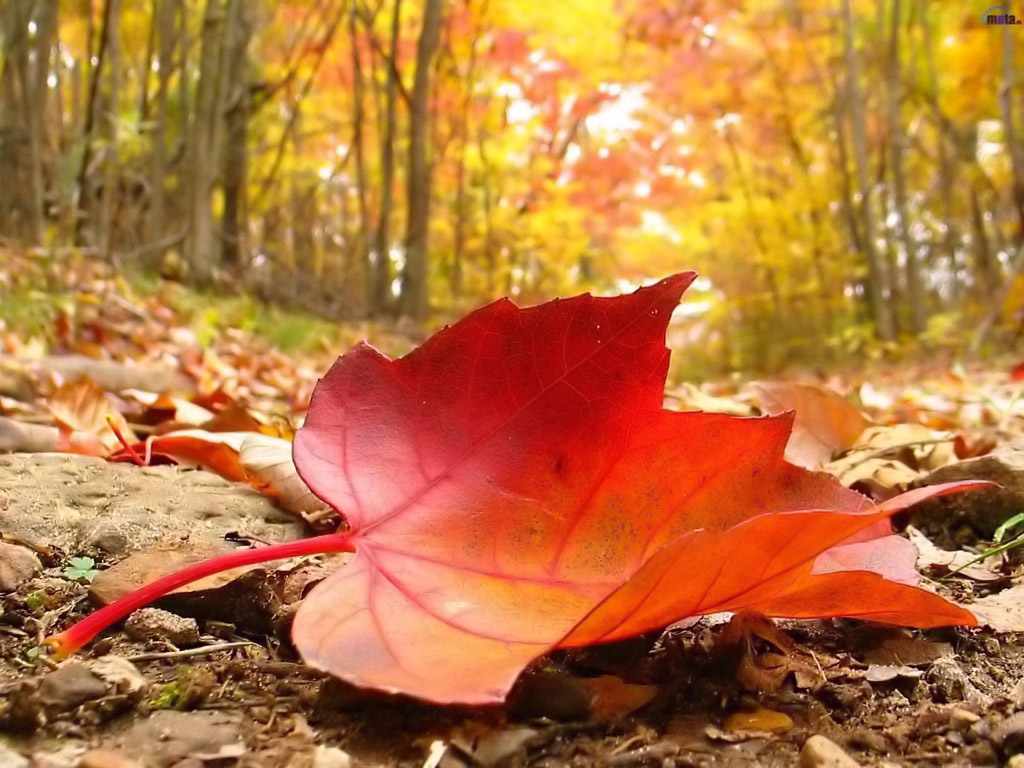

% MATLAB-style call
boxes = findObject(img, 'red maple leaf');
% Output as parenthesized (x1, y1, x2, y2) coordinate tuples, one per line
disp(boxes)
(48, 274, 983, 704)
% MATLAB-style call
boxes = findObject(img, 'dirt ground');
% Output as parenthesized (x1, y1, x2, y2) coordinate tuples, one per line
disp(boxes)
(1, 453, 1023, 768)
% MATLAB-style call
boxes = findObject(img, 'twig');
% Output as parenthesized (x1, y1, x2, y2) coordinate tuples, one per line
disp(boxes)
(124, 641, 258, 662)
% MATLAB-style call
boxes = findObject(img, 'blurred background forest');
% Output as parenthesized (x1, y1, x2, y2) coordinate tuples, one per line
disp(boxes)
(1, 0, 1023, 374)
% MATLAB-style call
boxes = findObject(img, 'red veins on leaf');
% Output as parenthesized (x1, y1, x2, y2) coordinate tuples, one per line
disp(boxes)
(48, 274, 985, 704)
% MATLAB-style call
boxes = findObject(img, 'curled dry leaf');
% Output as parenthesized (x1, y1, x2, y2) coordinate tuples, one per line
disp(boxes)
(752, 381, 871, 469)
(907, 526, 1004, 582)
(48, 275, 987, 704)
(825, 424, 958, 498)
(120, 389, 215, 426)
(239, 434, 334, 525)
(970, 582, 1024, 631)
(48, 377, 136, 455)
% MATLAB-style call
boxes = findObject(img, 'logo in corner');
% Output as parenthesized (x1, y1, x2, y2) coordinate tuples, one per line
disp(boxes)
(982, 4, 1023, 23)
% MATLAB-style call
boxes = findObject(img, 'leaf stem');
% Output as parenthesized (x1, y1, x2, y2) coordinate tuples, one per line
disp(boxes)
(45, 534, 356, 658)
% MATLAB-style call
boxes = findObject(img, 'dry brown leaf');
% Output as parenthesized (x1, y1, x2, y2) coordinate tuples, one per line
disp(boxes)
(89, 540, 266, 605)
(48, 377, 136, 454)
(752, 381, 871, 468)
(575, 675, 659, 722)
(863, 630, 952, 666)
(121, 389, 215, 426)
(907, 527, 1004, 582)
(239, 434, 334, 524)
(970, 583, 1024, 631)
(825, 424, 958, 496)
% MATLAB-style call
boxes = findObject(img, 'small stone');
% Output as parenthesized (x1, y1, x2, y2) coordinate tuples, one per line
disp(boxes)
(994, 712, 1024, 757)
(312, 745, 353, 768)
(0, 542, 42, 592)
(799, 735, 861, 768)
(0, 743, 30, 768)
(983, 637, 1001, 655)
(86, 524, 130, 556)
(949, 708, 981, 730)
(846, 728, 888, 754)
(124, 608, 201, 647)
(80, 749, 144, 768)
(926, 658, 988, 705)
(37, 663, 109, 712)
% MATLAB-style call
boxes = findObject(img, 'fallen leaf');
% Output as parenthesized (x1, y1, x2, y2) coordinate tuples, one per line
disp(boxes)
(753, 381, 871, 468)
(969, 582, 1024, 631)
(48, 377, 136, 455)
(239, 435, 335, 524)
(48, 275, 987, 705)
(89, 540, 265, 605)
(825, 424, 957, 497)
(120, 389, 214, 426)
(112, 430, 251, 482)
(577, 675, 659, 722)
(907, 526, 1004, 582)
(863, 631, 952, 667)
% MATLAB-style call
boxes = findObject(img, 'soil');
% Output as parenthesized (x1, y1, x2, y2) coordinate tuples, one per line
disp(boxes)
(1, 454, 1022, 768)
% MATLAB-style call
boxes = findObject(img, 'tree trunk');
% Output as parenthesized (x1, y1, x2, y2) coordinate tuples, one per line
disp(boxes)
(888, 0, 924, 334)
(920, 0, 960, 301)
(75, 0, 114, 246)
(97, 0, 121, 255)
(451, 2, 482, 301)
(400, 0, 445, 320)
(372, 0, 402, 315)
(842, 0, 895, 340)
(348, 0, 373, 313)
(0, 0, 53, 244)
(184, 0, 232, 284)
(221, 0, 252, 269)
(1000, 21, 1024, 250)
(146, 0, 177, 252)
(974, 21, 1024, 349)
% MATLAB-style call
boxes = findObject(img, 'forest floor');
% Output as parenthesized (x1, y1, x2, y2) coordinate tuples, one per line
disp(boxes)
(1, 247, 1023, 767)
(0, 452, 1021, 768)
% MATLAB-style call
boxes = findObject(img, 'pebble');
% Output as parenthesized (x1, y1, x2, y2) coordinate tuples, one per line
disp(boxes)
(926, 658, 986, 704)
(949, 707, 981, 730)
(124, 607, 201, 647)
(0, 541, 42, 592)
(799, 735, 861, 768)
(37, 663, 109, 712)
(86, 524, 130, 556)
(0, 743, 29, 768)
(846, 728, 888, 754)
(312, 745, 353, 768)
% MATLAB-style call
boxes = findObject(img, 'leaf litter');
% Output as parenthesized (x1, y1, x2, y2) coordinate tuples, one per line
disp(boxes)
(0, 255, 1022, 766)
